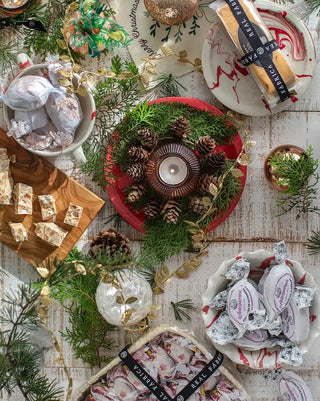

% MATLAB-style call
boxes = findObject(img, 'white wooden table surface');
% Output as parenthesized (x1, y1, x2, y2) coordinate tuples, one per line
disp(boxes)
(1, 6, 320, 401)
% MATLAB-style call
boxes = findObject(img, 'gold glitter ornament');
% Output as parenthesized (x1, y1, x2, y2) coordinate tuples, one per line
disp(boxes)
(144, 0, 200, 26)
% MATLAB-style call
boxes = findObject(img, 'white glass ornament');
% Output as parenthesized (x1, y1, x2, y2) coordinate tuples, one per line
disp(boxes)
(95, 269, 153, 327)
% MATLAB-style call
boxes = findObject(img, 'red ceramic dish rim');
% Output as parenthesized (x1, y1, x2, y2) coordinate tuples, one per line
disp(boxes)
(105, 97, 247, 233)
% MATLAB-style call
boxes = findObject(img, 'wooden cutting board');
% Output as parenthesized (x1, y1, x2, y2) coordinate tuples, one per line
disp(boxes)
(0, 130, 105, 267)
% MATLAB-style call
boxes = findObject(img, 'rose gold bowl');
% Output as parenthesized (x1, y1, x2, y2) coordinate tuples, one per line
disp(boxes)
(264, 144, 307, 191)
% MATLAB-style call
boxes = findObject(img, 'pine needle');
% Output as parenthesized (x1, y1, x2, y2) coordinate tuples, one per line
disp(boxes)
(307, 230, 320, 255)
(153, 73, 187, 97)
(171, 299, 196, 321)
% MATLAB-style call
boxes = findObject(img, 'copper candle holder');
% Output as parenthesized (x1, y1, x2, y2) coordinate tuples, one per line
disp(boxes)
(146, 143, 200, 199)
(264, 144, 307, 192)
(0, 0, 31, 17)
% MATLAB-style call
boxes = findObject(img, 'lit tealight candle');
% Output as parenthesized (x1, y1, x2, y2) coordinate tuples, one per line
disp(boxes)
(158, 156, 188, 186)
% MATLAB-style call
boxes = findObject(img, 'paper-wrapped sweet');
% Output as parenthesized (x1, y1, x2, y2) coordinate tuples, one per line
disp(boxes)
(209, 311, 240, 345)
(293, 285, 315, 308)
(233, 329, 276, 351)
(0, 148, 13, 205)
(227, 279, 266, 333)
(22, 121, 74, 150)
(210, 289, 229, 310)
(278, 344, 303, 366)
(22, 131, 54, 151)
(8, 107, 49, 139)
(14, 183, 33, 215)
(278, 371, 314, 401)
(34, 222, 68, 247)
(2, 75, 53, 111)
(225, 257, 250, 282)
(282, 292, 310, 344)
(9, 222, 28, 242)
(45, 90, 82, 135)
(263, 263, 294, 320)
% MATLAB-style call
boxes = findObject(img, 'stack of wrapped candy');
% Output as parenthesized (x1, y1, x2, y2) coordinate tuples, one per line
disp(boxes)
(81, 332, 247, 401)
(1, 61, 82, 151)
(208, 242, 315, 367)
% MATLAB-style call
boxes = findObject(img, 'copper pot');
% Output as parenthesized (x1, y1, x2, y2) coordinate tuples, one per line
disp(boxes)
(264, 144, 306, 192)
(146, 143, 200, 199)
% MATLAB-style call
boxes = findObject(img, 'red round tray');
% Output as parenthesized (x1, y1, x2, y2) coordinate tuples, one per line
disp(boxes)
(106, 97, 247, 233)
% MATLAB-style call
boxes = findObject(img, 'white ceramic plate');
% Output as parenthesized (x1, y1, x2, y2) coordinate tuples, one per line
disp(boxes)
(202, 0, 316, 116)
(202, 249, 320, 369)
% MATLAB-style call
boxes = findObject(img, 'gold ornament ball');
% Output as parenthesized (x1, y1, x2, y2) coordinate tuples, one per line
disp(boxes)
(264, 144, 306, 192)
(144, 0, 200, 26)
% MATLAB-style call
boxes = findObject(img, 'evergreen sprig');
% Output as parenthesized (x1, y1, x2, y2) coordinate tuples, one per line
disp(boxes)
(52, 273, 117, 368)
(82, 55, 141, 188)
(153, 73, 186, 97)
(303, 0, 320, 13)
(268, 145, 320, 218)
(0, 285, 63, 401)
(171, 299, 196, 322)
(307, 230, 320, 255)
(0, 41, 18, 75)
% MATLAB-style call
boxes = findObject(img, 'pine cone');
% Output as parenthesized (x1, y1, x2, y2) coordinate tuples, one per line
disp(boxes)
(138, 127, 158, 149)
(161, 200, 181, 224)
(126, 162, 146, 181)
(128, 145, 149, 163)
(127, 184, 146, 203)
(88, 228, 131, 258)
(172, 116, 190, 140)
(190, 196, 209, 216)
(207, 152, 227, 171)
(198, 174, 218, 194)
(196, 136, 216, 156)
(144, 200, 161, 218)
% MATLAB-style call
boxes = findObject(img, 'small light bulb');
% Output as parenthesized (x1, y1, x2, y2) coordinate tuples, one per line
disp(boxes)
(170, 168, 175, 174)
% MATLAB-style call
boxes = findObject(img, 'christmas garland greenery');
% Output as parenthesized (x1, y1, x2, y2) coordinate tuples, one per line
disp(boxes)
(107, 101, 246, 265)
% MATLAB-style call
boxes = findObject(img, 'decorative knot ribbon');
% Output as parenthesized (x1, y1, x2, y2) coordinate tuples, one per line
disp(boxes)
(119, 346, 224, 401)
(224, 0, 291, 102)
(0, 18, 46, 31)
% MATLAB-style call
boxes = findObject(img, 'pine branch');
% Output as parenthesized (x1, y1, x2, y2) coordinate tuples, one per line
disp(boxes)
(82, 55, 141, 188)
(0, 285, 63, 401)
(57, 274, 117, 368)
(171, 299, 196, 321)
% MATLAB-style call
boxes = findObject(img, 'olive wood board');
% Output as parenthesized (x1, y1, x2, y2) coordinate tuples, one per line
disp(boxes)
(0, 130, 105, 267)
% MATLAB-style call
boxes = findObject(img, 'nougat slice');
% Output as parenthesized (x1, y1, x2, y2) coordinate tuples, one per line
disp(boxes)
(38, 195, 57, 220)
(9, 222, 28, 242)
(14, 183, 33, 214)
(0, 148, 13, 205)
(34, 222, 68, 247)
(64, 203, 83, 227)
